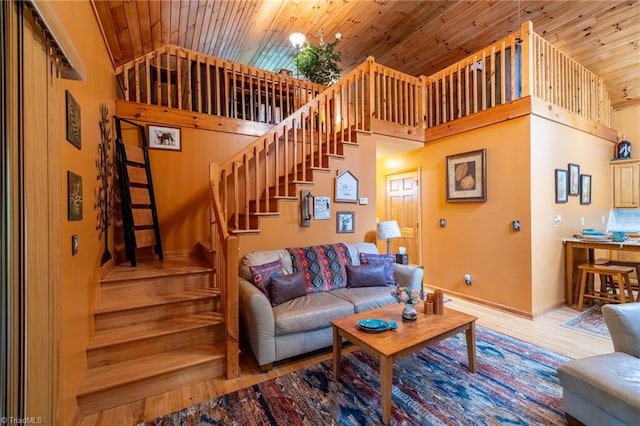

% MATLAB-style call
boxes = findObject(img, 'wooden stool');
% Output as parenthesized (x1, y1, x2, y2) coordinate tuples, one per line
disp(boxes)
(577, 263, 635, 311)
(605, 260, 640, 293)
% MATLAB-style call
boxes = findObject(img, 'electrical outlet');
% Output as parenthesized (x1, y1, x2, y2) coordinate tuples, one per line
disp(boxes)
(464, 274, 472, 285)
(439, 218, 446, 228)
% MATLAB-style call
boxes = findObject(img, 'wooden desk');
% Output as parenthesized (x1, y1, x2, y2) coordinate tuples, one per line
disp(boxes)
(563, 237, 640, 306)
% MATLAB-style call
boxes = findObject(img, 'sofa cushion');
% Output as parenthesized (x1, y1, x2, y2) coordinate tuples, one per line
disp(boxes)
(270, 272, 307, 306)
(273, 292, 354, 336)
(240, 249, 293, 282)
(359, 253, 396, 285)
(557, 352, 640, 425)
(346, 264, 388, 288)
(331, 287, 398, 313)
(249, 259, 284, 296)
(287, 243, 353, 293)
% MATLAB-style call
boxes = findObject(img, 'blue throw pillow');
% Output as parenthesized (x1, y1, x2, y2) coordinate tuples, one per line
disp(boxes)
(359, 253, 396, 285)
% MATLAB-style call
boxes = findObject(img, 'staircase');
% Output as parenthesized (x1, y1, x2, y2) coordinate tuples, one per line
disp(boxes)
(77, 254, 226, 415)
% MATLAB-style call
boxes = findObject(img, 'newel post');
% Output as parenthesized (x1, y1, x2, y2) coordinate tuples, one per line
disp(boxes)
(366, 56, 376, 127)
(519, 20, 534, 99)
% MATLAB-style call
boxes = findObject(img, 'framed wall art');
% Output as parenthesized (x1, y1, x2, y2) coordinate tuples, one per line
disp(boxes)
(580, 174, 592, 205)
(67, 171, 83, 220)
(65, 90, 81, 149)
(555, 169, 568, 204)
(568, 163, 580, 196)
(335, 170, 358, 203)
(445, 149, 487, 202)
(148, 124, 181, 151)
(336, 211, 355, 233)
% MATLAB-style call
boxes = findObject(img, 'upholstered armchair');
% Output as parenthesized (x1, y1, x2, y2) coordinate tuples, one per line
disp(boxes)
(557, 303, 640, 426)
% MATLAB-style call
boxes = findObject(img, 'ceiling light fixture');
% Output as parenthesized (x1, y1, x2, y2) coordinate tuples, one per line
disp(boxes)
(289, 32, 306, 51)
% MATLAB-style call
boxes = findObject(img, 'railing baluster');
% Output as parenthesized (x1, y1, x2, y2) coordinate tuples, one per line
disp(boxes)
(243, 153, 249, 229)
(500, 41, 506, 104)
(264, 138, 269, 212)
(166, 46, 172, 109)
(254, 146, 259, 214)
(145, 56, 151, 104)
(177, 49, 182, 110)
(196, 54, 202, 113)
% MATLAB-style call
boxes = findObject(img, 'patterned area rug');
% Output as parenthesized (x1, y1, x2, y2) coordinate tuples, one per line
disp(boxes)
(140, 327, 569, 426)
(560, 304, 610, 339)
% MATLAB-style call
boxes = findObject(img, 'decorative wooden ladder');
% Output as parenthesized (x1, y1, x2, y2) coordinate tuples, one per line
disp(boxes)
(114, 117, 164, 266)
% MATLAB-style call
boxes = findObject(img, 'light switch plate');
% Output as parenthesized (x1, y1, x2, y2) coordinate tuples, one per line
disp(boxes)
(359, 197, 368, 205)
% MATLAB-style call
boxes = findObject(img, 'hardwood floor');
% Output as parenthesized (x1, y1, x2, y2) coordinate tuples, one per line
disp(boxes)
(77, 297, 613, 426)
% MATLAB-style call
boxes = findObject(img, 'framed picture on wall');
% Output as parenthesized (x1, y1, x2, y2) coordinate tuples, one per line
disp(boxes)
(445, 149, 487, 202)
(147, 125, 181, 151)
(580, 174, 592, 205)
(336, 211, 355, 233)
(568, 163, 580, 196)
(335, 170, 358, 203)
(555, 169, 568, 203)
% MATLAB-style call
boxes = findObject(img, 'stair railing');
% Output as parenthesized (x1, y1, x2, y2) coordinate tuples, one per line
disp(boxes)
(217, 58, 374, 232)
(208, 164, 239, 379)
(115, 44, 325, 125)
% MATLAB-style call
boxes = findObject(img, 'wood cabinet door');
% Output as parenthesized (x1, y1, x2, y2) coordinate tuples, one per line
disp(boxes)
(613, 161, 640, 208)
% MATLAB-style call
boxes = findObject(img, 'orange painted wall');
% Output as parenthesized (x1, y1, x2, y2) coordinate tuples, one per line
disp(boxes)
(530, 114, 613, 316)
(377, 114, 616, 317)
(141, 127, 256, 255)
(51, 1, 117, 423)
(612, 104, 640, 146)
(378, 117, 533, 315)
(115, 123, 379, 258)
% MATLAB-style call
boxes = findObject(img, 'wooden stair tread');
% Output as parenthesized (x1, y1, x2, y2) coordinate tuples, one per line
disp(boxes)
(88, 312, 224, 349)
(230, 229, 261, 234)
(103, 256, 213, 283)
(94, 289, 219, 314)
(77, 343, 226, 396)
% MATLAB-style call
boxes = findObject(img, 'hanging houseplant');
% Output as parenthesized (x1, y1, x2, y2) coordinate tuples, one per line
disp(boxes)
(294, 30, 342, 85)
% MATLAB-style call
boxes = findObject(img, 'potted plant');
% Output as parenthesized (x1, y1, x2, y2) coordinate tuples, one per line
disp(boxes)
(294, 30, 342, 85)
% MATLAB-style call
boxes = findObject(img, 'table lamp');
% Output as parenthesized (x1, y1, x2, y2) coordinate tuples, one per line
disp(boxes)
(377, 220, 401, 254)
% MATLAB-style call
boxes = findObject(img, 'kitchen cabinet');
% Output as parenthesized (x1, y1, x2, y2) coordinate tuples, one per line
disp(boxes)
(612, 159, 640, 208)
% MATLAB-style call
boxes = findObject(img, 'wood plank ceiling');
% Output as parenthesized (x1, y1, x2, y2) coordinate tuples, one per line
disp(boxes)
(92, 0, 640, 110)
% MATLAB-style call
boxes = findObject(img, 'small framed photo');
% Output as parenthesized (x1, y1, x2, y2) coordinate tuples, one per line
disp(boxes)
(445, 149, 487, 202)
(580, 174, 592, 205)
(555, 169, 568, 203)
(568, 163, 580, 196)
(148, 124, 181, 151)
(336, 211, 355, 233)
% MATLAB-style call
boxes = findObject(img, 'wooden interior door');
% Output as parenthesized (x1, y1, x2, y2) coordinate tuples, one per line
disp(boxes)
(385, 169, 421, 264)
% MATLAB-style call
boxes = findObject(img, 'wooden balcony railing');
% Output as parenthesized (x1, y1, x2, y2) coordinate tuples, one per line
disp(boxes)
(425, 21, 612, 128)
(115, 45, 325, 125)
(531, 30, 611, 126)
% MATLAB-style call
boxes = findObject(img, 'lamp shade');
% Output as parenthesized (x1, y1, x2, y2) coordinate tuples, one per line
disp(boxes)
(289, 32, 306, 50)
(377, 220, 401, 240)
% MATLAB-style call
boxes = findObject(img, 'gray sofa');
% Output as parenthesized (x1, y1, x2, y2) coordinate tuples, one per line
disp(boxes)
(238, 242, 424, 370)
(557, 303, 640, 425)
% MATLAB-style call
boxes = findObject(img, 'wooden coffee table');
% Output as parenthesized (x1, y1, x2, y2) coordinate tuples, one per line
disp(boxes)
(331, 304, 477, 424)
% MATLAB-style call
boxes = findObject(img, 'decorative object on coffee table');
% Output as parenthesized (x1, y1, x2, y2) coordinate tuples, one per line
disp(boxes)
(391, 284, 420, 321)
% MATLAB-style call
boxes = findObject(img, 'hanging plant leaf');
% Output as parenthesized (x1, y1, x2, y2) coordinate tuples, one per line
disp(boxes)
(294, 30, 342, 85)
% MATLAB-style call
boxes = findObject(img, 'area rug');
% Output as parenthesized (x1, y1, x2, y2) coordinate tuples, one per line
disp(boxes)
(139, 326, 569, 426)
(560, 304, 610, 339)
